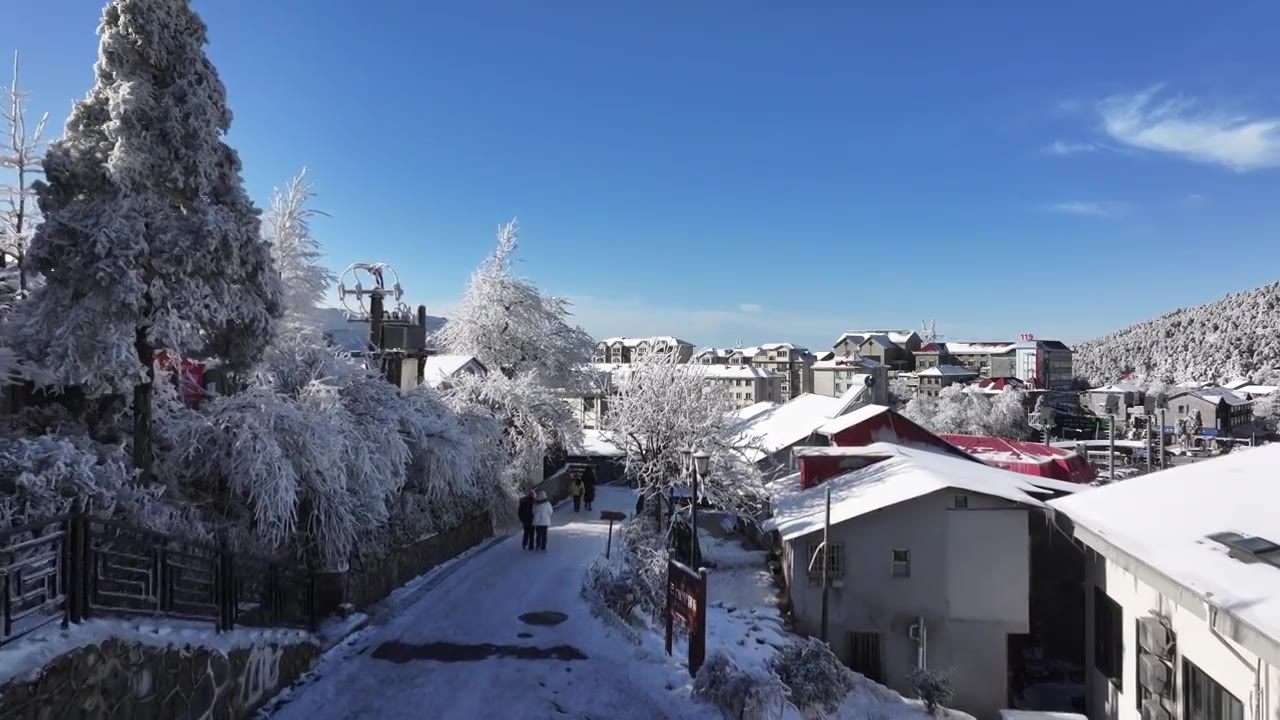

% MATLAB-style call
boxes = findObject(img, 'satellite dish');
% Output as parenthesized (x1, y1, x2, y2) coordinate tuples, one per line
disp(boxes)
(864, 375, 877, 387)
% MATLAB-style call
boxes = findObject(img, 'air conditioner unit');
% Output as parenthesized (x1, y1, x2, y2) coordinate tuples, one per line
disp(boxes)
(1138, 616, 1174, 657)
(1140, 654, 1171, 696)
(1141, 701, 1171, 720)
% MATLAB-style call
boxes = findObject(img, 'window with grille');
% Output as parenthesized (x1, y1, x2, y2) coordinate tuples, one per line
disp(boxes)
(848, 632, 884, 683)
(1094, 587, 1123, 689)
(806, 542, 844, 580)
(891, 549, 910, 577)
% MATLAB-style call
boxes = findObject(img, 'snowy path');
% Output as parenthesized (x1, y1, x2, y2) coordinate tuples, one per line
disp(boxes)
(264, 486, 713, 720)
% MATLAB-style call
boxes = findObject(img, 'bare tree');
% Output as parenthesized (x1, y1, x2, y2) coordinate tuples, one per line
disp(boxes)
(0, 51, 48, 294)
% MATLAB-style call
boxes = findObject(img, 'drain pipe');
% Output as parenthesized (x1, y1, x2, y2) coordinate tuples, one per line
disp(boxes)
(1207, 601, 1263, 720)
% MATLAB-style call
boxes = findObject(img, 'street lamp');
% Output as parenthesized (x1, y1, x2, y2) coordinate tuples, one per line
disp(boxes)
(676, 447, 693, 536)
(690, 450, 711, 569)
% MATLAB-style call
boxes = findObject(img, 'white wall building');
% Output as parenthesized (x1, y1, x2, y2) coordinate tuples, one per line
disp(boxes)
(764, 443, 1048, 720)
(1049, 446, 1280, 720)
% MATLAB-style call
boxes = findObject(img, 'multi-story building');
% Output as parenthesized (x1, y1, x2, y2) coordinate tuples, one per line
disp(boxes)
(694, 343, 815, 402)
(914, 340, 1074, 389)
(1049, 446, 1280, 720)
(1164, 387, 1254, 437)
(812, 357, 889, 402)
(916, 365, 980, 397)
(698, 365, 782, 408)
(592, 336, 694, 364)
(831, 330, 922, 371)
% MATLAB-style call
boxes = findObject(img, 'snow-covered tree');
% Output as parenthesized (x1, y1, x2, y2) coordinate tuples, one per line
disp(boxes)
(602, 355, 765, 523)
(1251, 393, 1280, 434)
(15, 0, 282, 475)
(437, 220, 594, 385)
(264, 168, 335, 330)
(0, 51, 47, 295)
(904, 385, 1031, 439)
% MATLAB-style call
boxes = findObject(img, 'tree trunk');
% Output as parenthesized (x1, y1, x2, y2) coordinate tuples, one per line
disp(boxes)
(132, 328, 155, 479)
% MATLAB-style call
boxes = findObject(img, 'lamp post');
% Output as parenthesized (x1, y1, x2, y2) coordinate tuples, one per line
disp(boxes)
(691, 450, 710, 569)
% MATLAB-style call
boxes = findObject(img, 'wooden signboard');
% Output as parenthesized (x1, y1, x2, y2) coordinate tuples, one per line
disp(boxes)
(664, 558, 708, 676)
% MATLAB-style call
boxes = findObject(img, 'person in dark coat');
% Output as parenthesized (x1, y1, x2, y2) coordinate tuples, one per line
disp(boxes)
(517, 489, 536, 550)
(582, 465, 597, 511)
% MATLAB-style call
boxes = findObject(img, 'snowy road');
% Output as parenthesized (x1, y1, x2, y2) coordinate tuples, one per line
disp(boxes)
(265, 486, 712, 720)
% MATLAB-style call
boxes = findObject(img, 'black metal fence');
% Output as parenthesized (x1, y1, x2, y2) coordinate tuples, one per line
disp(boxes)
(0, 501, 317, 648)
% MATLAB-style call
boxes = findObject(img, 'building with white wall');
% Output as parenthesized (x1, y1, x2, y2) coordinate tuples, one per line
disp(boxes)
(1049, 446, 1280, 720)
(764, 443, 1048, 719)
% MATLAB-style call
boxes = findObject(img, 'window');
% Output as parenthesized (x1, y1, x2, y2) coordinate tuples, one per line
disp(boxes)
(1093, 587, 1123, 689)
(891, 549, 910, 577)
(953, 494, 969, 509)
(848, 632, 884, 683)
(806, 542, 844, 580)
(1184, 659, 1243, 720)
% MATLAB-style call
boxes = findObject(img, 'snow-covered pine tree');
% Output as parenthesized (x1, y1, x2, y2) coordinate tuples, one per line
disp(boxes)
(264, 168, 335, 331)
(16, 0, 282, 476)
(1, 51, 47, 296)
(437, 219, 594, 386)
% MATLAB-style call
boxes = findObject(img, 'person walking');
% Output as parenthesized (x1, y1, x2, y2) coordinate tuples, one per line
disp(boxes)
(532, 491, 553, 550)
(569, 475, 584, 512)
(582, 465, 596, 511)
(517, 489, 536, 551)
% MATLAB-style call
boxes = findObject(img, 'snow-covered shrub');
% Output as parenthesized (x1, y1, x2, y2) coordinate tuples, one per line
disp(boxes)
(693, 650, 789, 720)
(906, 667, 954, 715)
(769, 637, 857, 714)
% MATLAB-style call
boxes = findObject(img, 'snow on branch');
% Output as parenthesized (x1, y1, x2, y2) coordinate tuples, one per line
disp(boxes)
(264, 169, 335, 331)
(602, 354, 766, 516)
(436, 219, 594, 387)
(903, 384, 1032, 439)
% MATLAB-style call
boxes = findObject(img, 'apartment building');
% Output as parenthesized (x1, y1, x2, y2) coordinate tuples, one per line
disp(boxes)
(1164, 387, 1254, 437)
(916, 365, 980, 398)
(699, 365, 782, 408)
(831, 330, 922, 371)
(812, 357, 889, 402)
(694, 343, 816, 402)
(592, 336, 694, 364)
(914, 340, 1074, 390)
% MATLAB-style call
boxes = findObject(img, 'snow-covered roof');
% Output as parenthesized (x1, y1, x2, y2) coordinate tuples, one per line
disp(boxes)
(733, 401, 777, 425)
(813, 357, 884, 370)
(569, 429, 625, 458)
(693, 347, 733, 359)
(1223, 379, 1251, 390)
(1087, 382, 1144, 394)
(696, 365, 779, 380)
(1175, 380, 1216, 389)
(1234, 385, 1279, 396)
(1049, 444, 1280, 664)
(834, 330, 917, 347)
(833, 382, 871, 416)
(1170, 387, 1251, 406)
(816, 403, 890, 436)
(918, 364, 979, 377)
(757, 342, 809, 352)
(421, 354, 486, 387)
(598, 336, 692, 348)
(735, 393, 846, 462)
(942, 342, 1017, 355)
(763, 442, 1046, 541)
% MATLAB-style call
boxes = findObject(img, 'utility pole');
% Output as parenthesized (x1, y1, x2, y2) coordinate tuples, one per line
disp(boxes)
(1108, 414, 1116, 482)
(1159, 408, 1167, 469)
(820, 484, 831, 644)
(1145, 420, 1153, 473)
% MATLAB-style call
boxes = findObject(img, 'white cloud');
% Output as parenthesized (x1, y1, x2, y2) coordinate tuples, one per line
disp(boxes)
(738, 303, 765, 313)
(1043, 201, 1123, 218)
(1098, 85, 1280, 171)
(1041, 140, 1102, 156)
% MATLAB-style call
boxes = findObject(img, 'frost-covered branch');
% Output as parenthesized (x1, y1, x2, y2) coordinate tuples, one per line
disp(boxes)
(602, 355, 765, 518)
(0, 50, 47, 296)
(904, 385, 1032, 439)
(437, 220, 594, 386)
(264, 168, 336, 331)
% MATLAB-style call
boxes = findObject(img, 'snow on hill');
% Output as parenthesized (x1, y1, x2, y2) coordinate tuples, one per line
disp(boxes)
(1072, 281, 1280, 386)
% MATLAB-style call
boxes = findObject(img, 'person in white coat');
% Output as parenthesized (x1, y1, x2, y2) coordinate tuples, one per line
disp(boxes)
(531, 490, 553, 551)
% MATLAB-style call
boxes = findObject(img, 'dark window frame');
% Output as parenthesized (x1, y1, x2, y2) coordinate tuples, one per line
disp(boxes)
(1183, 658, 1244, 720)
(1093, 586, 1123, 689)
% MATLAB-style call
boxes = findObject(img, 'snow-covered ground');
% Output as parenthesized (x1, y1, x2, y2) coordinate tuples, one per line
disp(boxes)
(262, 486, 717, 720)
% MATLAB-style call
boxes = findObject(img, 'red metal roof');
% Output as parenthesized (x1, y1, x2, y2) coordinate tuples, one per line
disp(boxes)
(917, 343, 944, 352)
(939, 434, 1095, 484)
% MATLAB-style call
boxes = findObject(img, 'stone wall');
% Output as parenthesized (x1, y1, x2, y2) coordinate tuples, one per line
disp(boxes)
(0, 635, 320, 719)
(347, 512, 493, 609)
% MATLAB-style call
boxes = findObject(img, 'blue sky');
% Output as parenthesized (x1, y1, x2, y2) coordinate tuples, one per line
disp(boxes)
(7, 2, 1280, 350)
